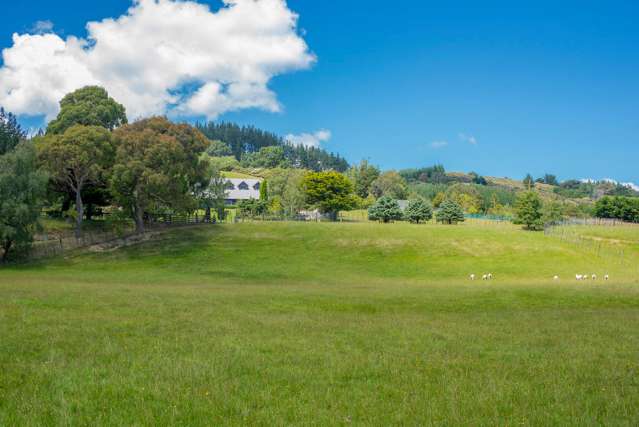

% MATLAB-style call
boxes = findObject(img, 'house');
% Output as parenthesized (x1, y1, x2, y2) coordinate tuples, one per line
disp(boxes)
(224, 178, 262, 205)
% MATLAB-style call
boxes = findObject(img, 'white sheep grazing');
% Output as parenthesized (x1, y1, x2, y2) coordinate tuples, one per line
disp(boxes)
(604, 274, 609, 281)
(576, 274, 582, 281)
(488, 273, 493, 280)
(482, 274, 488, 280)
(591, 274, 597, 280)
(553, 275, 560, 281)
(470, 274, 476, 281)
(582, 274, 589, 280)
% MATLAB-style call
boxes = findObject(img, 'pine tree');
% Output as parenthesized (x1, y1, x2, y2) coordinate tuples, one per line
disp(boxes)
(368, 196, 403, 223)
(404, 198, 433, 224)
(436, 199, 465, 224)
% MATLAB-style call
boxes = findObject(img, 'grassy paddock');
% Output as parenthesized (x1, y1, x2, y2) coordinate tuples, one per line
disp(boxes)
(1, 221, 639, 425)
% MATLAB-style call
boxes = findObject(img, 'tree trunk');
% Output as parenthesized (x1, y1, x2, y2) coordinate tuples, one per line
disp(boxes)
(1, 240, 12, 263)
(134, 200, 145, 234)
(75, 189, 84, 239)
(204, 207, 211, 223)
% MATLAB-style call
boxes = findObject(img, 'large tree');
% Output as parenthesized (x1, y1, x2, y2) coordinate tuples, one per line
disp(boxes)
(0, 107, 26, 155)
(0, 142, 48, 262)
(302, 171, 356, 220)
(110, 117, 208, 233)
(37, 125, 114, 238)
(46, 86, 127, 135)
(370, 171, 408, 200)
(513, 191, 544, 230)
(348, 159, 380, 198)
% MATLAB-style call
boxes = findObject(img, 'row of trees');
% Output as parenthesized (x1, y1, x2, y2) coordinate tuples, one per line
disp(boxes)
(594, 196, 639, 222)
(368, 196, 465, 225)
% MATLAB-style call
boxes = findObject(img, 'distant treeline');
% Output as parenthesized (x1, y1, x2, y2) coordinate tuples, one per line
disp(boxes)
(196, 122, 349, 172)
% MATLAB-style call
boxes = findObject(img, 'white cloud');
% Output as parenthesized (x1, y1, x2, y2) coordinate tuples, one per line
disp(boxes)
(459, 133, 477, 145)
(285, 129, 331, 148)
(0, 0, 315, 121)
(31, 20, 54, 34)
(430, 140, 448, 149)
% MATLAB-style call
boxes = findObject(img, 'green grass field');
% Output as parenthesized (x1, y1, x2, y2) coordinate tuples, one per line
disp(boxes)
(2, 221, 639, 425)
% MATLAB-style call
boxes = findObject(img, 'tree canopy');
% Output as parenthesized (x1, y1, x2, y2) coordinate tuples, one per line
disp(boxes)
(46, 86, 127, 135)
(370, 171, 408, 200)
(348, 159, 380, 198)
(302, 171, 355, 220)
(110, 117, 209, 233)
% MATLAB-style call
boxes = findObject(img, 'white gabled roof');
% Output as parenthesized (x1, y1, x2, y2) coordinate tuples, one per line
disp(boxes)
(224, 178, 262, 200)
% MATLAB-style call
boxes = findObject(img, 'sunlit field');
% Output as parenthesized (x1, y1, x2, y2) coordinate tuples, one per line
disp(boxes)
(1, 221, 639, 425)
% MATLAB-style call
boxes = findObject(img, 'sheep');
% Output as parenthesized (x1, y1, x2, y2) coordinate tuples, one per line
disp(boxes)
(470, 274, 476, 281)
(604, 274, 609, 281)
(553, 275, 560, 281)
(576, 274, 583, 281)
(582, 274, 589, 280)
(488, 273, 493, 280)
(591, 274, 597, 281)
(482, 274, 488, 281)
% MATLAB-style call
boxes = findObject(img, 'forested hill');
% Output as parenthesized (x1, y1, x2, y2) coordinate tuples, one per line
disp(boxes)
(196, 121, 349, 172)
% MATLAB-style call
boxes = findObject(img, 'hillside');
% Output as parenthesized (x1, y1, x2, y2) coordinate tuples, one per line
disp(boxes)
(2, 221, 639, 424)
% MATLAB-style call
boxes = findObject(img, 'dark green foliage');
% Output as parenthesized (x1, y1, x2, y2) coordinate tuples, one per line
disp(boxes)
(404, 198, 433, 223)
(348, 159, 380, 198)
(46, 86, 127, 135)
(513, 191, 544, 230)
(0, 107, 26, 155)
(436, 199, 465, 224)
(400, 164, 447, 184)
(302, 171, 356, 219)
(110, 117, 209, 233)
(542, 200, 565, 225)
(539, 174, 558, 186)
(237, 199, 268, 218)
(368, 196, 403, 223)
(0, 141, 48, 261)
(469, 171, 488, 186)
(260, 180, 269, 201)
(205, 140, 233, 157)
(594, 196, 639, 222)
(242, 146, 288, 169)
(196, 121, 349, 172)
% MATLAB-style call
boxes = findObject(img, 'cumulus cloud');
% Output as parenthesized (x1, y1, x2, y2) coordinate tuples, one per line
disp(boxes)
(430, 140, 448, 149)
(0, 0, 315, 121)
(285, 129, 331, 148)
(459, 133, 477, 145)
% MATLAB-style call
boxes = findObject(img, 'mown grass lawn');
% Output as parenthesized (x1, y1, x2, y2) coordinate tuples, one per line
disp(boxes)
(1, 221, 639, 425)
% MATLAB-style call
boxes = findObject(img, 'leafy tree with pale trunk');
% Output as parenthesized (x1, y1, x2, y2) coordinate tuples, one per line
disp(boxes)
(37, 125, 114, 238)
(110, 117, 208, 234)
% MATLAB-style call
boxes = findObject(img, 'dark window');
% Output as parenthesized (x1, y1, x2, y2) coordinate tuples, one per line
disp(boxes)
(253, 183, 260, 191)
(238, 181, 249, 190)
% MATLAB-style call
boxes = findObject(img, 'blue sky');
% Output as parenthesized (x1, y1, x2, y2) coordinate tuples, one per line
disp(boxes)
(1, 0, 638, 183)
